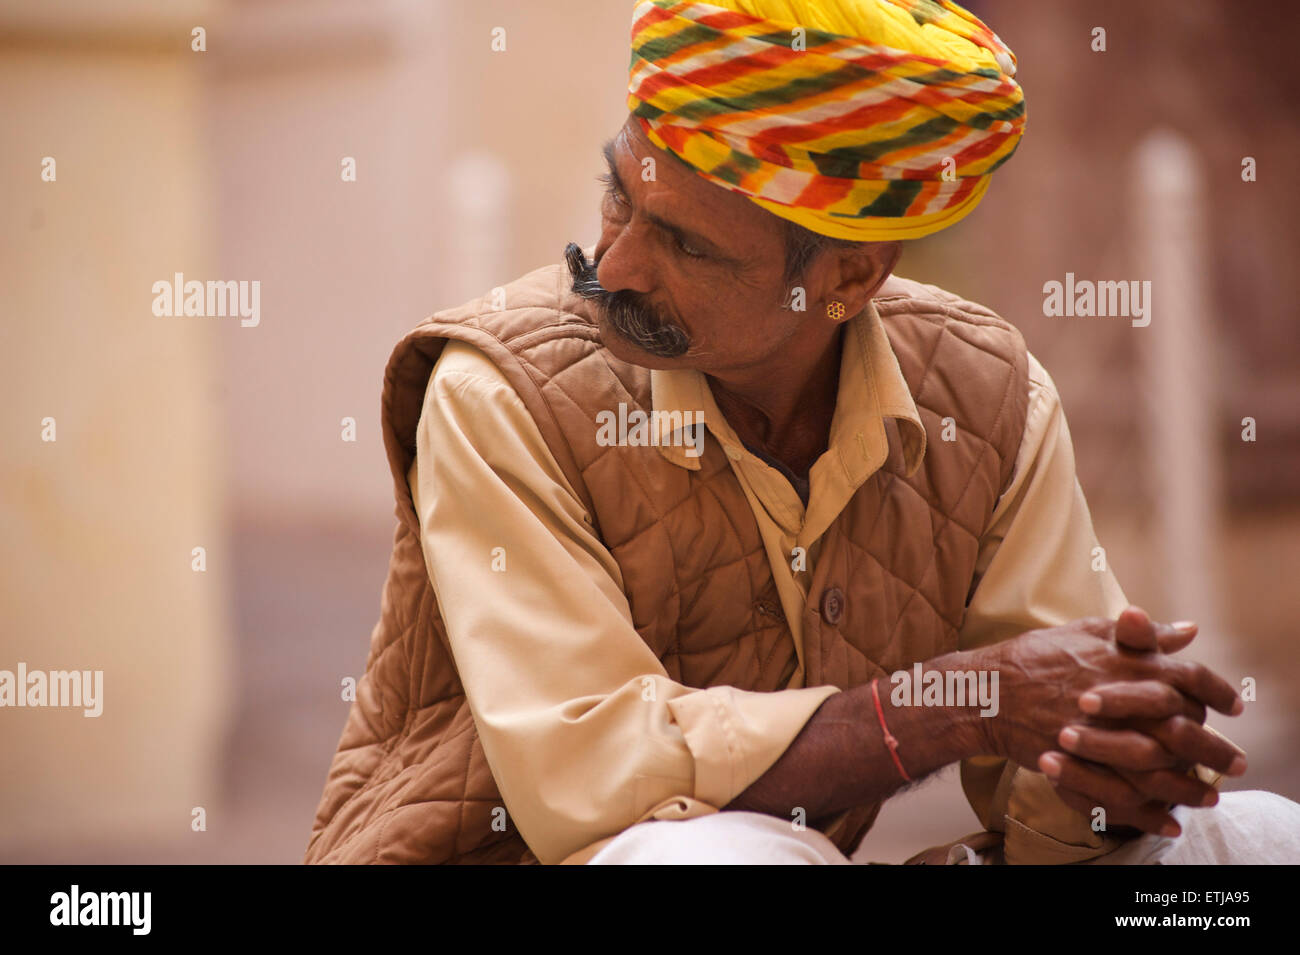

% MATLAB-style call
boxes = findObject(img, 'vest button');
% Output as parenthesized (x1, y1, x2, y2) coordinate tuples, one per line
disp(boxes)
(820, 587, 845, 626)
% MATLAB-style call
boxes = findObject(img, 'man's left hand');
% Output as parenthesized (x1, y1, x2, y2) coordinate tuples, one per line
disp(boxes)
(1039, 607, 1246, 836)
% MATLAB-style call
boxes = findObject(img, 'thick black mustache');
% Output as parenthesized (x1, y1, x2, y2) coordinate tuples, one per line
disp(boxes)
(564, 242, 691, 358)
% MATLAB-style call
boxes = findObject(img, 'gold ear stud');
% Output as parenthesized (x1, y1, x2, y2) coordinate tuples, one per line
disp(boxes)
(826, 300, 846, 321)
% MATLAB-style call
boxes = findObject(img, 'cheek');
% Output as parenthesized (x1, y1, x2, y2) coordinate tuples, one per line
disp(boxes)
(668, 287, 727, 339)
(689, 291, 791, 354)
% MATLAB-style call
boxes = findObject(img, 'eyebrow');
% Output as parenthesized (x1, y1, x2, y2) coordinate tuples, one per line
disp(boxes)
(600, 138, 732, 260)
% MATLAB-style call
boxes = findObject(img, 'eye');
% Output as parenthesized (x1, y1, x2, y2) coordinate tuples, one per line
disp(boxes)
(597, 174, 625, 204)
(600, 185, 630, 220)
(674, 236, 709, 260)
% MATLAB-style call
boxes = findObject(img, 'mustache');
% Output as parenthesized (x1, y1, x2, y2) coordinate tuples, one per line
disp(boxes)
(564, 242, 691, 359)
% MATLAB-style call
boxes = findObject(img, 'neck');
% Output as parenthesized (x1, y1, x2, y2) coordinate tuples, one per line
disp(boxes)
(708, 322, 845, 473)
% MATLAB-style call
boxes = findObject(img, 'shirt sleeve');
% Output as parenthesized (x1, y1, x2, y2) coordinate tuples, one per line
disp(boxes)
(957, 350, 1137, 863)
(411, 338, 839, 865)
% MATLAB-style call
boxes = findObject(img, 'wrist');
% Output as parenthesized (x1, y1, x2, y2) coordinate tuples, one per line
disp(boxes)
(875, 651, 997, 765)
(962, 646, 1006, 759)
(919, 649, 1002, 760)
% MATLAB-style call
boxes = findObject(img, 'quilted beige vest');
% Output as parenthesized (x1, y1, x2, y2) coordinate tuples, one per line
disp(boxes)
(304, 261, 1029, 864)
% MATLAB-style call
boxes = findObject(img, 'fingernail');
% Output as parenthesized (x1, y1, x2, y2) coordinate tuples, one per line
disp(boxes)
(1171, 620, 1197, 633)
(1059, 727, 1080, 749)
(1201, 791, 1218, 807)
(1039, 753, 1062, 779)
(1161, 822, 1181, 838)
(1229, 755, 1247, 776)
(1079, 692, 1102, 714)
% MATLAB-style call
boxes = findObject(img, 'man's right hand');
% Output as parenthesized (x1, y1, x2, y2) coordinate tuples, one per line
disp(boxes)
(969, 613, 1244, 834)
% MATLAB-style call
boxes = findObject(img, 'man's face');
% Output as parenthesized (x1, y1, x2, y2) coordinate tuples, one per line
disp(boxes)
(566, 116, 814, 376)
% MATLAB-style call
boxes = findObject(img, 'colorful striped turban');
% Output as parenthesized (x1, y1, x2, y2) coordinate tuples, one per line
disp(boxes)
(626, 0, 1026, 240)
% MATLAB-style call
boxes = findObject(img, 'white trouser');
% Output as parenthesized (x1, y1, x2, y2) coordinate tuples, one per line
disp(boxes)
(586, 791, 1300, 865)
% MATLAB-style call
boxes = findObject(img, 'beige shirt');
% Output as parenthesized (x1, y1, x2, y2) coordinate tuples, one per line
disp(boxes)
(408, 294, 1134, 866)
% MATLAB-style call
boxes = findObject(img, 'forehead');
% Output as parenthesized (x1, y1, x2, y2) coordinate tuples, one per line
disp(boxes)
(609, 118, 780, 252)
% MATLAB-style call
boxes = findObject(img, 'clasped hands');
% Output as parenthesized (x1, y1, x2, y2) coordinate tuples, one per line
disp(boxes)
(970, 607, 1247, 838)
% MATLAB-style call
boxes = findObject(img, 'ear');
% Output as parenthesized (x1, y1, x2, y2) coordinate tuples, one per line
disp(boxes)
(829, 241, 902, 314)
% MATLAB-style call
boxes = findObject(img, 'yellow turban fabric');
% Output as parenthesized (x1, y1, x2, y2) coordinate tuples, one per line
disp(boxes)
(626, 0, 1026, 240)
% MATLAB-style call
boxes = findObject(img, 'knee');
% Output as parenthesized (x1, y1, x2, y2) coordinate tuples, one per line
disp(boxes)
(587, 811, 851, 865)
(1169, 790, 1300, 864)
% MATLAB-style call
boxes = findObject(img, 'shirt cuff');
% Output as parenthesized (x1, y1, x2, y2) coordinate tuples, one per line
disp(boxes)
(666, 684, 842, 811)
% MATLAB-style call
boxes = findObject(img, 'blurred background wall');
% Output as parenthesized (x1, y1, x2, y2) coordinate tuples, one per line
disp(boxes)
(2, 0, 1296, 863)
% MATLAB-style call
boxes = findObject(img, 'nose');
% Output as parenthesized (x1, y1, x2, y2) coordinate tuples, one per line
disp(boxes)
(595, 220, 657, 296)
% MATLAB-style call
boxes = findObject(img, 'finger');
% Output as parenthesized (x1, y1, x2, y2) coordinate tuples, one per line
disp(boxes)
(1157, 622, 1198, 654)
(1159, 659, 1245, 716)
(1115, 607, 1199, 655)
(1059, 724, 1179, 771)
(1047, 776, 1140, 832)
(1114, 766, 1219, 808)
(1050, 782, 1108, 819)
(1114, 606, 1158, 652)
(1040, 751, 1167, 826)
(1127, 799, 1185, 838)
(1078, 680, 1206, 723)
(1142, 715, 1249, 776)
(1050, 783, 1177, 841)
(1039, 752, 1179, 836)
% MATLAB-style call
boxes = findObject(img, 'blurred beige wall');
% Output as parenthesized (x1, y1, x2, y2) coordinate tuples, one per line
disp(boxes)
(1, 0, 645, 860)
(0, 0, 231, 848)
(209, 0, 635, 527)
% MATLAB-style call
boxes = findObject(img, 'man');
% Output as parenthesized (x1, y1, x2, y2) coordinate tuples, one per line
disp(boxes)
(305, 0, 1300, 865)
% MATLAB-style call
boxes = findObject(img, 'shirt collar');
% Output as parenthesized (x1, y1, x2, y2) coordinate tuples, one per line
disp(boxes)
(648, 296, 927, 480)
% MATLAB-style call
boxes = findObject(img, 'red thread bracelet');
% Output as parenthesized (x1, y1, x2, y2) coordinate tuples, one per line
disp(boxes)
(871, 678, 911, 782)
